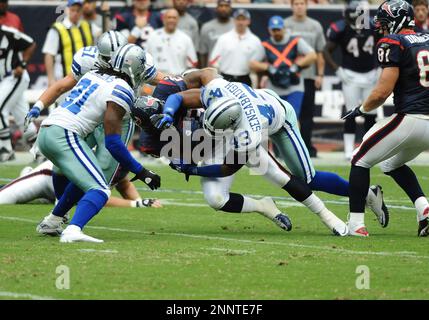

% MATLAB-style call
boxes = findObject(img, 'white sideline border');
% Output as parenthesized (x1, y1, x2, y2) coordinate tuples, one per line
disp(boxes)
(0, 215, 428, 260)
(0, 291, 58, 300)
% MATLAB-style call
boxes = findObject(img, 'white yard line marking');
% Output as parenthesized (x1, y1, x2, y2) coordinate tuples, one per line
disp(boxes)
(1, 215, 428, 260)
(136, 187, 417, 211)
(0, 291, 58, 300)
(77, 249, 118, 254)
(206, 247, 255, 254)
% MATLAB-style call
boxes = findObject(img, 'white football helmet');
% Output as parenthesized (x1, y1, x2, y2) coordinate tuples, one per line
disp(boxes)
(203, 97, 242, 136)
(111, 44, 147, 89)
(96, 31, 128, 68)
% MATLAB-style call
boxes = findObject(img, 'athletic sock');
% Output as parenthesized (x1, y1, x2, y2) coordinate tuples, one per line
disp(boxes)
(282, 175, 312, 202)
(52, 183, 84, 218)
(243, 196, 280, 219)
(302, 193, 325, 214)
(343, 133, 355, 159)
(349, 212, 365, 226)
(308, 171, 349, 196)
(52, 173, 70, 200)
(349, 165, 369, 214)
(414, 197, 429, 222)
(69, 189, 108, 229)
(385, 165, 425, 203)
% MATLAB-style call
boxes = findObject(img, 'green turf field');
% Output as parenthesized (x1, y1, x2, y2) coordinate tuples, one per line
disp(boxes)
(0, 163, 428, 300)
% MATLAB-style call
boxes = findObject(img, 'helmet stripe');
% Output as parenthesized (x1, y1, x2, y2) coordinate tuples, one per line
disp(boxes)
(108, 31, 114, 52)
(206, 98, 237, 123)
(210, 103, 239, 128)
(118, 44, 134, 70)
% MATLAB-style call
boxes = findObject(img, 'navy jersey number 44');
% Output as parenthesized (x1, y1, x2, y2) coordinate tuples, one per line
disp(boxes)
(327, 19, 376, 72)
(377, 31, 429, 115)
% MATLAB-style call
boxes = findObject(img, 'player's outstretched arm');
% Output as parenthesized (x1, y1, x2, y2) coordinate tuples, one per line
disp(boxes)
(104, 102, 161, 190)
(108, 177, 162, 208)
(152, 89, 203, 130)
(183, 67, 219, 88)
(24, 74, 77, 130)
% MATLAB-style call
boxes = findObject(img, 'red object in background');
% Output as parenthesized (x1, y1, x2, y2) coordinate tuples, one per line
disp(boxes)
(0, 11, 24, 32)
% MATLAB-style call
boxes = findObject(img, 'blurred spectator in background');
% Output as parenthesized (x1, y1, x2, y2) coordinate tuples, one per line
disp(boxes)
(0, 0, 24, 31)
(414, 0, 429, 32)
(0, 26, 35, 161)
(324, 0, 378, 160)
(209, 9, 264, 86)
(174, 0, 199, 48)
(199, 0, 233, 68)
(42, 0, 99, 87)
(250, 16, 316, 117)
(146, 9, 197, 75)
(116, 0, 163, 48)
(284, 0, 326, 158)
(82, 0, 111, 32)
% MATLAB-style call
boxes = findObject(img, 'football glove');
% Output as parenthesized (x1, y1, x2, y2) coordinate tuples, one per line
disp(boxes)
(169, 159, 194, 182)
(136, 198, 157, 208)
(130, 168, 161, 190)
(342, 106, 365, 120)
(150, 113, 173, 130)
(24, 106, 41, 131)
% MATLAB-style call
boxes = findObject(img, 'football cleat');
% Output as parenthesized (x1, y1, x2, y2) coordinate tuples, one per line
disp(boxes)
(273, 213, 293, 231)
(418, 208, 429, 237)
(319, 209, 349, 236)
(348, 223, 369, 237)
(36, 215, 63, 236)
(366, 185, 389, 228)
(60, 225, 104, 243)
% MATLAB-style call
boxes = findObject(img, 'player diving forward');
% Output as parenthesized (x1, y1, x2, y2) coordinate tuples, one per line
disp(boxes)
(343, 0, 429, 237)
(0, 161, 162, 208)
(134, 73, 350, 235)
(34, 44, 161, 243)
(152, 69, 389, 235)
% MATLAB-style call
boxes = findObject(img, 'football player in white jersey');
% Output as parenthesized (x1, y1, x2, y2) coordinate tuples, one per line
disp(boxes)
(24, 31, 164, 217)
(35, 44, 161, 243)
(24, 30, 162, 123)
(142, 72, 349, 235)
(0, 161, 162, 208)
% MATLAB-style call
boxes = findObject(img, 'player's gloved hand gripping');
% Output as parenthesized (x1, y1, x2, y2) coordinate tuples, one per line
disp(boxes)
(130, 167, 161, 190)
(24, 101, 44, 131)
(152, 93, 184, 130)
(342, 105, 366, 120)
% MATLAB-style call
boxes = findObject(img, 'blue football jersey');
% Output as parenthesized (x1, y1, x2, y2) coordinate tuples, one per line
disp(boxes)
(326, 19, 376, 72)
(377, 31, 429, 115)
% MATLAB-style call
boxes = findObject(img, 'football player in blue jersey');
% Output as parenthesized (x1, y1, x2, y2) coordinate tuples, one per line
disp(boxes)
(343, 0, 429, 237)
(324, 0, 379, 160)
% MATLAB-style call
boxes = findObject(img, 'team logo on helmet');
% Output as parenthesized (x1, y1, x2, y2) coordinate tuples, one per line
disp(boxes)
(381, 0, 407, 18)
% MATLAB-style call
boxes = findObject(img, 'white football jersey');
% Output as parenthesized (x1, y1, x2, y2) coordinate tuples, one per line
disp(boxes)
(71, 46, 158, 84)
(200, 78, 286, 152)
(42, 71, 135, 137)
(0, 161, 55, 204)
(71, 46, 100, 81)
